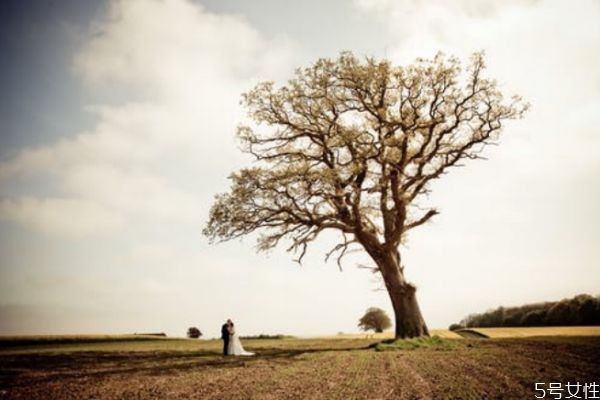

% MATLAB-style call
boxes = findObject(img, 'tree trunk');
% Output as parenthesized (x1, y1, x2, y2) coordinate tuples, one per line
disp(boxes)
(378, 251, 429, 339)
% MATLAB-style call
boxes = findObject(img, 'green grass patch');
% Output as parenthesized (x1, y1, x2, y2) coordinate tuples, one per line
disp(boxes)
(372, 335, 458, 351)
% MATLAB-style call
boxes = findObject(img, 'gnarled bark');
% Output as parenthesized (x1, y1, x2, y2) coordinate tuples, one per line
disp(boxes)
(387, 280, 429, 338)
(371, 248, 429, 338)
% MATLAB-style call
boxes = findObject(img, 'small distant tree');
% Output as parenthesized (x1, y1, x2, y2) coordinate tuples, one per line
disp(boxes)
(187, 327, 202, 339)
(358, 307, 392, 333)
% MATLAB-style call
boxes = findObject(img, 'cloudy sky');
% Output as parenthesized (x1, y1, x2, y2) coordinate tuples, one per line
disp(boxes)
(1, 0, 598, 338)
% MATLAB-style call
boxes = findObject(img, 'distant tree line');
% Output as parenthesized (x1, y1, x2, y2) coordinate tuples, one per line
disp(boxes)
(450, 294, 600, 330)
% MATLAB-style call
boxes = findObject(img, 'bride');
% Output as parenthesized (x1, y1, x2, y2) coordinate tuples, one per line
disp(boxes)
(227, 322, 255, 356)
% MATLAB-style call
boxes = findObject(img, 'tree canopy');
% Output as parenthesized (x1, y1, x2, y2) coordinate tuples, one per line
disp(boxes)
(204, 51, 527, 338)
(204, 51, 527, 263)
(358, 307, 392, 333)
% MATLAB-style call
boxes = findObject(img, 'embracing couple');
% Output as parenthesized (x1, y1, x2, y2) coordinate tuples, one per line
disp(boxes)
(221, 319, 255, 356)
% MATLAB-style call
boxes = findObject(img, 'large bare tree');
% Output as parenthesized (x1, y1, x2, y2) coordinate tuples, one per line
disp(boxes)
(204, 52, 528, 338)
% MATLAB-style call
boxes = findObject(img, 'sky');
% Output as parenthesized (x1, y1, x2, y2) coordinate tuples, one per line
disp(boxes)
(0, 0, 599, 338)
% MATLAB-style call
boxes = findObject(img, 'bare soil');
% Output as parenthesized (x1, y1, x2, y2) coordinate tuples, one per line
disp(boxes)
(1, 336, 599, 399)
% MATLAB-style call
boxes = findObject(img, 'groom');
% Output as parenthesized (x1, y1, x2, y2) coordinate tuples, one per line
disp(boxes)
(221, 319, 232, 356)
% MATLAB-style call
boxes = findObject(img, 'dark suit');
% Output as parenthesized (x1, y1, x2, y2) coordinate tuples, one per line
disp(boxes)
(221, 323, 230, 355)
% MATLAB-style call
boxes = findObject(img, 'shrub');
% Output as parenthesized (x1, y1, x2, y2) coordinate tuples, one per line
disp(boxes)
(448, 323, 464, 331)
(187, 327, 202, 339)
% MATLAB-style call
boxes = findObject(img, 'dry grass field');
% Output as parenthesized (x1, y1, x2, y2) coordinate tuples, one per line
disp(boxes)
(1, 332, 599, 399)
(324, 329, 463, 340)
(459, 326, 600, 338)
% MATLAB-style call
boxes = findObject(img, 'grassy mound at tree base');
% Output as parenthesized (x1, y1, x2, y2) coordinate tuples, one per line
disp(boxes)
(372, 335, 458, 351)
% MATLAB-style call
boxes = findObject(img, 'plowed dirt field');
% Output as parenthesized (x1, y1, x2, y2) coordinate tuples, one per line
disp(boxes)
(1, 336, 599, 399)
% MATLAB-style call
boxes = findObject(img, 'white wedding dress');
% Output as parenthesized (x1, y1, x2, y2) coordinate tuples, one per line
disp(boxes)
(228, 332, 255, 356)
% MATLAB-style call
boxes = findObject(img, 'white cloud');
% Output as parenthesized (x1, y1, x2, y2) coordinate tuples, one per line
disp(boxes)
(75, 0, 290, 89)
(354, 0, 600, 216)
(0, 0, 295, 236)
(0, 197, 124, 235)
(2, 0, 598, 336)
(355, 0, 600, 321)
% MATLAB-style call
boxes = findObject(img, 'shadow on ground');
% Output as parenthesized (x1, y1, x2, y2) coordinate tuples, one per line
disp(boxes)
(0, 345, 372, 387)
